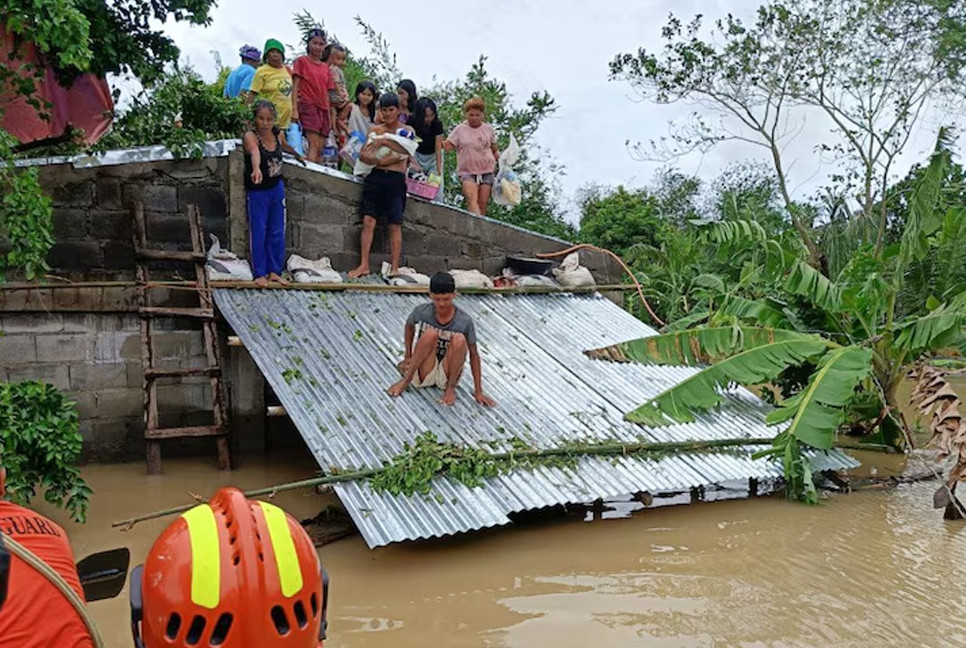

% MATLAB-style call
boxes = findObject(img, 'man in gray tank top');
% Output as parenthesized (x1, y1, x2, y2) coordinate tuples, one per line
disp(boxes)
(387, 272, 497, 407)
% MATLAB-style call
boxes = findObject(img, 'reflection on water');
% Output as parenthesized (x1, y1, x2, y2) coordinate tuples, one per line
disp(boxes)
(32, 453, 966, 648)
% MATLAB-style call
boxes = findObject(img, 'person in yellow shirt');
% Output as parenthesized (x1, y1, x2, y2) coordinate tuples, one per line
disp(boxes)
(248, 38, 294, 128)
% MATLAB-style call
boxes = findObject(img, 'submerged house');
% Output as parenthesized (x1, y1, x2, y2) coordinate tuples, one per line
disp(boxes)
(4, 143, 858, 548)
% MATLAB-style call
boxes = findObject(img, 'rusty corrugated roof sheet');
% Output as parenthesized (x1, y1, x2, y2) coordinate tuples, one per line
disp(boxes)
(214, 289, 858, 548)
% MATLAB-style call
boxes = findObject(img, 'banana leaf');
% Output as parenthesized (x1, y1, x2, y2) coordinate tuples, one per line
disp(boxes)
(602, 326, 822, 367)
(625, 336, 832, 426)
(766, 346, 873, 449)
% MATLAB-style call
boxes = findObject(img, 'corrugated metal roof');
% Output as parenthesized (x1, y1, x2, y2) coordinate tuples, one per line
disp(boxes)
(214, 289, 858, 547)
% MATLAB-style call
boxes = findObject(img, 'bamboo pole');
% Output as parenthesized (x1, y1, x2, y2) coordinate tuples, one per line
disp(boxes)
(111, 435, 896, 531)
(113, 437, 777, 530)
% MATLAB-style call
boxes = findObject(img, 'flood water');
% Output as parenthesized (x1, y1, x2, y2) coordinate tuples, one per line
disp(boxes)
(35, 449, 966, 648)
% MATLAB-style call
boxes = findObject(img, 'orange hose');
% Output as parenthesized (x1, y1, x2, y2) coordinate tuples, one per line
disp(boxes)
(535, 244, 666, 327)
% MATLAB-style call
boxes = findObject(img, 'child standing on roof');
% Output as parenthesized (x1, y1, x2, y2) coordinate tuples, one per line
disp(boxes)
(348, 93, 415, 279)
(291, 28, 335, 164)
(249, 39, 294, 129)
(244, 100, 305, 287)
(444, 96, 500, 215)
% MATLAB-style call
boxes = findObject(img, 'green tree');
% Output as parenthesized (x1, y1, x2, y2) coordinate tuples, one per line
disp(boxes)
(611, 0, 966, 266)
(578, 185, 665, 257)
(593, 131, 964, 502)
(64, 0, 216, 85)
(98, 65, 250, 159)
(0, 381, 91, 522)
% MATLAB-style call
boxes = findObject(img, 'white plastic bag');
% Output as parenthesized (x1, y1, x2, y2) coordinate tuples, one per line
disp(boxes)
(382, 261, 431, 286)
(206, 234, 253, 281)
(492, 134, 522, 207)
(450, 269, 494, 289)
(286, 255, 343, 284)
(552, 252, 595, 289)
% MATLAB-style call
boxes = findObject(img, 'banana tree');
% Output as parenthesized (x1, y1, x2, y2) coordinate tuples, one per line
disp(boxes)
(591, 131, 966, 502)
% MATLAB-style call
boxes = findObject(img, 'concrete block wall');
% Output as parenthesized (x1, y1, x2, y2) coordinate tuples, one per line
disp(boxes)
(34, 157, 229, 281)
(0, 312, 211, 461)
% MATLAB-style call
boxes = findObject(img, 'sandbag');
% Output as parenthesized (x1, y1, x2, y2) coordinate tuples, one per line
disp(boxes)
(286, 255, 342, 284)
(382, 261, 430, 286)
(552, 252, 595, 289)
(450, 269, 494, 289)
(206, 234, 253, 281)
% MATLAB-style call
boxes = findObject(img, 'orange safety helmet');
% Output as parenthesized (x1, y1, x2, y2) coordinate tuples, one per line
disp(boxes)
(130, 488, 328, 648)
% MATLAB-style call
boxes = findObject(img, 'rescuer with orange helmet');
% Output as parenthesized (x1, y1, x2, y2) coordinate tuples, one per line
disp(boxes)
(130, 487, 328, 648)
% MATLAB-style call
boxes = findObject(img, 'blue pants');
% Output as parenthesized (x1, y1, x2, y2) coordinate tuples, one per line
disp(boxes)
(247, 181, 286, 278)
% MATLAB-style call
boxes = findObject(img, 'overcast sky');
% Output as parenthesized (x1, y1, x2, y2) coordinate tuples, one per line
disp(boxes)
(161, 0, 952, 219)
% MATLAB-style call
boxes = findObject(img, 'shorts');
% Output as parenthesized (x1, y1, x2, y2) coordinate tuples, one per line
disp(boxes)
(412, 360, 448, 389)
(298, 101, 330, 135)
(459, 172, 495, 186)
(360, 169, 407, 224)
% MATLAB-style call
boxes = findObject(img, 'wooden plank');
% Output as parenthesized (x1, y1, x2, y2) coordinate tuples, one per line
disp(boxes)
(133, 202, 147, 249)
(190, 205, 215, 312)
(144, 426, 228, 440)
(216, 437, 231, 470)
(139, 307, 214, 319)
(146, 442, 161, 475)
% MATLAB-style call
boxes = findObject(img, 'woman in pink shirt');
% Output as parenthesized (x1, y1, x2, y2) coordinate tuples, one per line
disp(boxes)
(444, 96, 500, 215)
(291, 28, 335, 163)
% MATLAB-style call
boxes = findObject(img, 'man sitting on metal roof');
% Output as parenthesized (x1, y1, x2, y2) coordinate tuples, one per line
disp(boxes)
(388, 272, 497, 407)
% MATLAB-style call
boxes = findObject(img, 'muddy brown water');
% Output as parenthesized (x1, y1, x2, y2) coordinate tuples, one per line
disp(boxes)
(29, 448, 966, 648)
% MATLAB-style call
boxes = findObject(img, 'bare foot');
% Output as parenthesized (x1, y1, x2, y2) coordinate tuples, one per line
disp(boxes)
(387, 379, 409, 397)
(269, 273, 289, 286)
(438, 387, 457, 406)
(347, 265, 370, 279)
(253, 276, 269, 287)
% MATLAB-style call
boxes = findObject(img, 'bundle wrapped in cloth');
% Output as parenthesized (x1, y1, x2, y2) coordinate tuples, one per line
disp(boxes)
(206, 235, 253, 281)
(352, 129, 420, 177)
(286, 255, 343, 284)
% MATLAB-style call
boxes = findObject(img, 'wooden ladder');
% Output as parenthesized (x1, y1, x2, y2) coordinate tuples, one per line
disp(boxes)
(132, 202, 231, 474)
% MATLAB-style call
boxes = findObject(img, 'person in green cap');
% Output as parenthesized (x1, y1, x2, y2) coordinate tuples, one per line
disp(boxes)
(248, 38, 294, 128)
